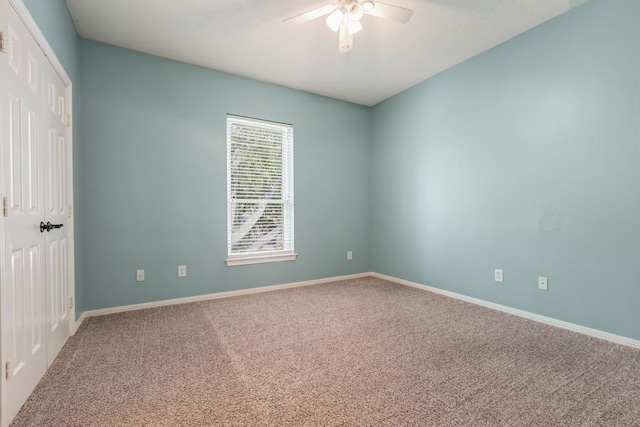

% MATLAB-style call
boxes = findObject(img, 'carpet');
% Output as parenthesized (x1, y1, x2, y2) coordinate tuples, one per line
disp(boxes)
(11, 277, 640, 426)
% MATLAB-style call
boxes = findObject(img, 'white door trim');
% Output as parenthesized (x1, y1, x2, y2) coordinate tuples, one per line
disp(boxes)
(5, 0, 75, 335)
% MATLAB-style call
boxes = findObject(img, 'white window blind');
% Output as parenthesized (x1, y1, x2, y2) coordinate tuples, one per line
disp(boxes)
(226, 115, 295, 266)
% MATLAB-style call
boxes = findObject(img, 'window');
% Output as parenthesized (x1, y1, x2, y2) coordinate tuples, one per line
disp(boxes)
(226, 115, 295, 266)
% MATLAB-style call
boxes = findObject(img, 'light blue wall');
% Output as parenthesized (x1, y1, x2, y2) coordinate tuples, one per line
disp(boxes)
(371, 0, 640, 340)
(22, 0, 85, 313)
(79, 41, 371, 310)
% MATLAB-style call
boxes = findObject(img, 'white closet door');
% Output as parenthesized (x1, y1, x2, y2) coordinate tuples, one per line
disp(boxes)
(1, 0, 47, 423)
(43, 61, 70, 367)
(1, 1, 72, 424)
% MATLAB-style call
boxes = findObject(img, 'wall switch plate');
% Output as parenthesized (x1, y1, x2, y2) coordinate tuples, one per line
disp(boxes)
(136, 269, 145, 282)
(538, 276, 548, 291)
(494, 269, 503, 283)
(178, 265, 187, 278)
(347, 251, 353, 261)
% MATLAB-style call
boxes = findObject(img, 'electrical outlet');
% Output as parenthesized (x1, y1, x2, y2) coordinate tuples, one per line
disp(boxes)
(136, 269, 145, 282)
(347, 251, 353, 261)
(178, 265, 187, 278)
(538, 276, 548, 291)
(494, 269, 503, 283)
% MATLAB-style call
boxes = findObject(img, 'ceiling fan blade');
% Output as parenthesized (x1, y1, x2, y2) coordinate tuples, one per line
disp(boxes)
(364, 1, 413, 24)
(283, 3, 336, 25)
(339, 21, 353, 53)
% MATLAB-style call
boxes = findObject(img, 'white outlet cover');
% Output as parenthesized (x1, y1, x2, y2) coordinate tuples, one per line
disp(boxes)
(494, 269, 503, 283)
(178, 265, 187, 277)
(136, 269, 145, 282)
(347, 251, 353, 261)
(538, 276, 548, 291)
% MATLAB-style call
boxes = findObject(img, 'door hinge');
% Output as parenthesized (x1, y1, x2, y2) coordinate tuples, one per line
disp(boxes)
(5, 360, 11, 380)
(68, 204, 72, 219)
(69, 296, 74, 310)
(0, 32, 6, 54)
(2, 197, 8, 217)
(65, 113, 72, 127)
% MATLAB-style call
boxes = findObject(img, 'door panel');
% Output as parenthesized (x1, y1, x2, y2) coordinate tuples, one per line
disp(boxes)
(0, 68, 47, 427)
(48, 240, 58, 332)
(26, 109, 38, 213)
(6, 24, 20, 76)
(27, 244, 43, 355)
(1, 14, 47, 426)
(44, 78, 70, 366)
(8, 248, 25, 374)
(9, 93, 21, 212)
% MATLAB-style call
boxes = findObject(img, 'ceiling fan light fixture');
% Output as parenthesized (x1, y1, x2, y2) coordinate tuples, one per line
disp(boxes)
(326, 9, 344, 32)
(283, 0, 412, 53)
(361, 1, 375, 12)
(349, 3, 364, 21)
(348, 20, 363, 35)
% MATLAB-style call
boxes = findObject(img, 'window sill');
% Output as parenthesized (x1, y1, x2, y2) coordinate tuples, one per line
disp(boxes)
(226, 253, 297, 267)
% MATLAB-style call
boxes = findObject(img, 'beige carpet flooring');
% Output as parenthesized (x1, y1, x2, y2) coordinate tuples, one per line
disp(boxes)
(11, 277, 640, 426)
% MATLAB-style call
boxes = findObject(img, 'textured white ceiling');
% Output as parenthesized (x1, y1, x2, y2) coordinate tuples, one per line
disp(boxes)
(65, 0, 589, 106)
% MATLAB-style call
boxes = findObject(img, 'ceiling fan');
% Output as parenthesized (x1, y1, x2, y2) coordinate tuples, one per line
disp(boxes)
(283, 1, 413, 53)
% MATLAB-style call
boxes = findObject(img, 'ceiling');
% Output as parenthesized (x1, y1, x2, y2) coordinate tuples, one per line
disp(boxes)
(65, 0, 589, 106)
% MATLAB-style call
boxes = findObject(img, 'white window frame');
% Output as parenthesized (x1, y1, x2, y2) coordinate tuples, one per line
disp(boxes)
(226, 115, 296, 266)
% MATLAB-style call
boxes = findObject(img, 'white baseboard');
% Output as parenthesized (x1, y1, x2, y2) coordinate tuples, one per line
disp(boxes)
(371, 272, 640, 349)
(75, 271, 640, 350)
(75, 272, 372, 328)
(74, 311, 87, 333)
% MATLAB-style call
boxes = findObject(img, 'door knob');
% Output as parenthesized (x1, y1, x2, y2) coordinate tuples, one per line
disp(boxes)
(39, 221, 64, 233)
